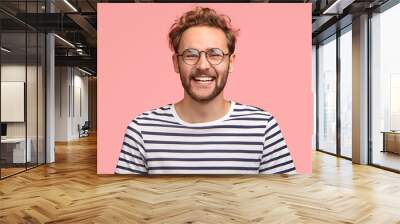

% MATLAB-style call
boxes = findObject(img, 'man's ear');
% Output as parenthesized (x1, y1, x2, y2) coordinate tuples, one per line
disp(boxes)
(228, 54, 236, 73)
(172, 54, 179, 73)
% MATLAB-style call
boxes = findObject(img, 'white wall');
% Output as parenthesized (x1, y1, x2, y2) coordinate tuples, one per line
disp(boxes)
(75, 70, 89, 139)
(55, 66, 69, 141)
(55, 66, 89, 141)
(1, 65, 26, 132)
(72, 73, 89, 138)
(1, 65, 40, 137)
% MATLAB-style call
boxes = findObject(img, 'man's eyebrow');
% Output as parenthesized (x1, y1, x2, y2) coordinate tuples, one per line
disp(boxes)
(180, 47, 197, 52)
(183, 47, 220, 50)
(206, 47, 222, 50)
(179, 47, 228, 53)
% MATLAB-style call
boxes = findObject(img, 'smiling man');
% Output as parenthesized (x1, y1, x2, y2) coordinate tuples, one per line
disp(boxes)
(115, 6, 297, 175)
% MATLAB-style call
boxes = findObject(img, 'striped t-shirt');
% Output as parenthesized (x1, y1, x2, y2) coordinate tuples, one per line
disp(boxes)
(115, 101, 296, 175)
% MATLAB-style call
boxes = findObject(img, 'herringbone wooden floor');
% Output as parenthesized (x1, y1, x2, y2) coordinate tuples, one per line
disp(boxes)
(1, 133, 400, 224)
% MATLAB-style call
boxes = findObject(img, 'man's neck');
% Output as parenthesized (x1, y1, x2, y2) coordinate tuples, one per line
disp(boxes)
(174, 95, 231, 124)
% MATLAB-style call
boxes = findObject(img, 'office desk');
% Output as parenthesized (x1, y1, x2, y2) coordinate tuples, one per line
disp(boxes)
(381, 131, 400, 154)
(1, 138, 32, 163)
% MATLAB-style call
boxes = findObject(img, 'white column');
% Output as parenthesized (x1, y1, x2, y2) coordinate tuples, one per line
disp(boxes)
(352, 14, 369, 164)
(46, 1, 55, 163)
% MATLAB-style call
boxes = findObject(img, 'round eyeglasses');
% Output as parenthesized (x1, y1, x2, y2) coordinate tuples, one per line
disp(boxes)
(177, 48, 230, 65)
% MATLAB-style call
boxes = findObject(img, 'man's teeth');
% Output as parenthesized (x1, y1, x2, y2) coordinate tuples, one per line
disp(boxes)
(193, 77, 214, 81)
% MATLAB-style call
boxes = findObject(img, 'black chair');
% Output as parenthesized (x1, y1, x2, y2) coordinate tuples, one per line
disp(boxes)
(79, 121, 90, 138)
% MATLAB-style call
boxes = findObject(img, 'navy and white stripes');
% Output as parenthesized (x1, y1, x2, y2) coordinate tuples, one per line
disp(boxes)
(115, 101, 296, 174)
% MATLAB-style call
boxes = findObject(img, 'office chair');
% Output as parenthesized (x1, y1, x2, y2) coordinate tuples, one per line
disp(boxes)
(79, 121, 90, 138)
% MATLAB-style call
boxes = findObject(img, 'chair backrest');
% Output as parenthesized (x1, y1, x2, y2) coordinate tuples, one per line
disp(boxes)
(82, 121, 90, 129)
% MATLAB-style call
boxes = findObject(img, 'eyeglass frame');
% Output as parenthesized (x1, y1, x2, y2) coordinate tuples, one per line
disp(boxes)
(176, 48, 231, 66)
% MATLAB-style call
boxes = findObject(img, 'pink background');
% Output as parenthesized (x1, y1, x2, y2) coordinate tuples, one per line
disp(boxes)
(98, 3, 312, 174)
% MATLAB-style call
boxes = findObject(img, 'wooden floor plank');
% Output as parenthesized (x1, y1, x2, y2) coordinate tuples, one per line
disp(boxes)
(1, 133, 400, 223)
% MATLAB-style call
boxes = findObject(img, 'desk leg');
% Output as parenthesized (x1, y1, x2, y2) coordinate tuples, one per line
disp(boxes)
(382, 133, 386, 153)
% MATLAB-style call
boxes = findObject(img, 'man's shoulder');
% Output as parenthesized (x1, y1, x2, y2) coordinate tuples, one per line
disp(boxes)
(233, 101, 273, 117)
(129, 104, 174, 122)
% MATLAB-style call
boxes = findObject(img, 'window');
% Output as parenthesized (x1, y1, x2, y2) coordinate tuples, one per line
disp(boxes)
(317, 35, 337, 154)
(370, 2, 400, 171)
(339, 26, 352, 158)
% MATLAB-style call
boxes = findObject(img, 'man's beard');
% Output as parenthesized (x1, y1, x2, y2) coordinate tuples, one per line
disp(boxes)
(179, 65, 230, 103)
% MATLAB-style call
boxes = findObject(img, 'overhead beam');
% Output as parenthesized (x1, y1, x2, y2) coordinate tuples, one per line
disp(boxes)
(55, 55, 96, 69)
(66, 13, 97, 45)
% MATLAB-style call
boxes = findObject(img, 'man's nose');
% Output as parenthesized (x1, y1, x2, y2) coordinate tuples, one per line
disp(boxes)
(196, 52, 211, 70)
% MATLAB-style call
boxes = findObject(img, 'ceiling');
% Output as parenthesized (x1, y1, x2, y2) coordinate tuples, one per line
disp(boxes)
(0, 0, 392, 75)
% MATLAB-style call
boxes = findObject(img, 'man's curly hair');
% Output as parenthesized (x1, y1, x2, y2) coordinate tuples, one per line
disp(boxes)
(168, 6, 240, 54)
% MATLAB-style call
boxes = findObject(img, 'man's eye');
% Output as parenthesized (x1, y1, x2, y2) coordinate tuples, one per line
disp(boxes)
(209, 53, 222, 57)
(186, 54, 198, 58)
(208, 50, 223, 56)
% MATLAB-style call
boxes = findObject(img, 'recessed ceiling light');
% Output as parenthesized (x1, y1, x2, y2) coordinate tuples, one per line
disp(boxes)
(322, 0, 355, 15)
(54, 34, 75, 48)
(1, 47, 11, 53)
(63, 0, 78, 12)
(77, 67, 93, 76)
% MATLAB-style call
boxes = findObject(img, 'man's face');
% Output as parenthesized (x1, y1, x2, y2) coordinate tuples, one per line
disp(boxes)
(173, 26, 235, 103)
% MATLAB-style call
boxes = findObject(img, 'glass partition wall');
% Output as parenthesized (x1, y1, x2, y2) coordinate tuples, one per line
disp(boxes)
(370, 2, 400, 172)
(0, 1, 46, 179)
(316, 0, 400, 173)
(316, 25, 353, 159)
(317, 34, 337, 155)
